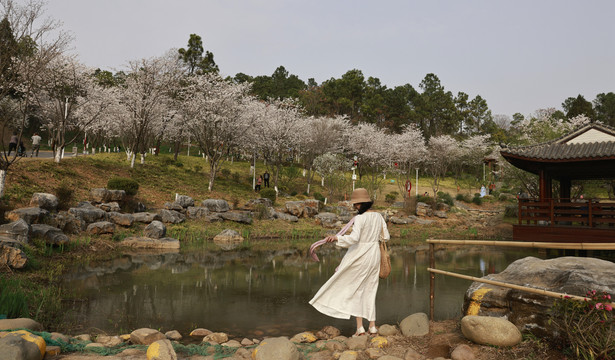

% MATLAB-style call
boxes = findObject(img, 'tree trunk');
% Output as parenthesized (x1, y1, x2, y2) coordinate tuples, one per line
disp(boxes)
(130, 153, 136, 168)
(54, 146, 63, 163)
(140, 153, 145, 164)
(0, 169, 6, 198)
(173, 141, 180, 161)
(208, 162, 217, 192)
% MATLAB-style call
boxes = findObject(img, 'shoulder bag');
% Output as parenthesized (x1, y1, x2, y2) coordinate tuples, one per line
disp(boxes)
(379, 222, 391, 279)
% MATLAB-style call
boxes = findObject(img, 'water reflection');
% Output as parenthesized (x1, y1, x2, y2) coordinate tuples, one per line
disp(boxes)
(62, 245, 545, 338)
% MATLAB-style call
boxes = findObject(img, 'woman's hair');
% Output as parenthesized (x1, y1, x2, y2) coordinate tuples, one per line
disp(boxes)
(356, 201, 373, 214)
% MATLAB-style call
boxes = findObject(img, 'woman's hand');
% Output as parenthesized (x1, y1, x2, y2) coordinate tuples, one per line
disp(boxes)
(325, 235, 337, 243)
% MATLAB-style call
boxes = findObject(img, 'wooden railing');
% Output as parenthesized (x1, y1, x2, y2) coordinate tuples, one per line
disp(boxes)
(518, 198, 615, 227)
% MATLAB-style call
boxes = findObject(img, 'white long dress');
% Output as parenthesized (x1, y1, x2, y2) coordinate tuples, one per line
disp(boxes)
(309, 211, 390, 321)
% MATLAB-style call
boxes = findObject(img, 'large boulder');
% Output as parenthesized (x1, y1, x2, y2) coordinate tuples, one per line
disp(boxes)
(130, 328, 166, 345)
(163, 202, 184, 212)
(89, 188, 126, 203)
(49, 211, 84, 234)
(0, 219, 30, 244)
(6, 207, 49, 225)
(252, 337, 300, 360)
(69, 202, 106, 223)
(29, 193, 58, 211)
(106, 212, 134, 227)
(144, 221, 166, 239)
(0, 318, 43, 331)
(273, 211, 298, 222)
(399, 312, 429, 337)
(175, 195, 194, 208)
(0, 240, 27, 269)
(97, 202, 121, 212)
(315, 212, 340, 228)
(201, 199, 230, 212)
(213, 229, 244, 250)
(186, 207, 209, 219)
(86, 221, 115, 235)
(461, 315, 522, 347)
(30, 224, 69, 245)
(159, 209, 185, 224)
(132, 212, 161, 223)
(0, 330, 46, 360)
(146, 338, 177, 360)
(463, 256, 615, 338)
(218, 211, 252, 224)
(416, 202, 433, 217)
(244, 198, 273, 209)
(285, 200, 320, 218)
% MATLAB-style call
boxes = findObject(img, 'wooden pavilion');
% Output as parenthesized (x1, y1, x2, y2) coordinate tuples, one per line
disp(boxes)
(500, 123, 615, 243)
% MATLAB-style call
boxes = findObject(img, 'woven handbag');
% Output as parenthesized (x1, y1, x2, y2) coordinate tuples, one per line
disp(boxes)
(379, 222, 391, 279)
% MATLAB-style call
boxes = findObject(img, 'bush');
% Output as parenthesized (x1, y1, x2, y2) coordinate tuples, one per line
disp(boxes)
(54, 182, 74, 210)
(220, 168, 231, 178)
(193, 165, 203, 173)
(504, 205, 517, 218)
(417, 194, 431, 204)
(253, 204, 270, 220)
(437, 191, 454, 206)
(472, 195, 482, 205)
(385, 192, 398, 204)
(260, 188, 277, 204)
(455, 193, 465, 201)
(107, 177, 139, 196)
(231, 172, 241, 183)
(313, 192, 325, 203)
(549, 290, 614, 359)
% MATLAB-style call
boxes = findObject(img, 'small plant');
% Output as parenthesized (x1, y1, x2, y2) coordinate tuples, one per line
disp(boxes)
(231, 172, 240, 183)
(472, 195, 482, 205)
(313, 192, 325, 203)
(54, 182, 74, 211)
(231, 197, 239, 209)
(455, 193, 465, 201)
(437, 191, 454, 206)
(193, 165, 203, 173)
(260, 188, 277, 204)
(385, 191, 398, 204)
(504, 205, 517, 218)
(107, 177, 139, 196)
(221, 168, 231, 178)
(253, 204, 270, 220)
(549, 290, 614, 360)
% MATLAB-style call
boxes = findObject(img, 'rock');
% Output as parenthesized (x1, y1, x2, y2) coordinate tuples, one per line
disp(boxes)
(400, 313, 429, 337)
(50, 333, 70, 343)
(29, 193, 58, 211)
(45, 345, 61, 358)
(164, 330, 182, 341)
(69, 202, 106, 223)
(245, 198, 273, 209)
(366, 347, 386, 358)
(324, 340, 346, 352)
(190, 328, 212, 337)
(240, 338, 254, 346)
(369, 336, 388, 348)
(346, 335, 368, 350)
(50, 211, 84, 234)
(308, 350, 335, 360)
(389, 216, 412, 225)
(107, 212, 134, 227)
(339, 350, 359, 360)
(290, 331, 317, 343)
(252, 337, 300, 360)
(121, 237, 180, 250)
(316, 326, 341, 340)
(0, 242, 27, 268)
(96, 335, 122, 347)
(415, 218, 435, 225)
(0, 318, 42, 331)
(222, 339, 241, 348)
(98, 202, 121, 212)
(85, 343, 104, 349)
(377, 356, 403, 360)
(144, 221, 166, 239)
(163, 202, 184, 212)
(74, 334, 91, 342)
(433, 210, 448, 219)
(404, 347, 424, 360)
(315, 212, 339, 228)
(378, 324, 399, 336)
(218, 211, 252, 224)
(451, 344, 475, 360)
(6, 207, 49, 225)
(462, 256, 615, 338)
(201, 199, 230, 213)
(416, 202, 433, 217)
(90, 188, 126, 203)
(132, 212, 162, 223)
(30, 224, 69, 245)
(213, 229, 244, 250)
(159, 209, 185, 224)
(146, 338, 177, 360)
(186, 206, 210, 219)
(273, 211, 299, 222)
(0, 330, 46, 360)
(0, 219, 30, 244)
(460, 315, 522, 347)
(436, 203, 451, 212)
(285, 200, 320, 218)
(130, 328, 166, 345)
(86, 221, 115, 235)
(203, 332, 228, 343)
(175, 195, 194, 208)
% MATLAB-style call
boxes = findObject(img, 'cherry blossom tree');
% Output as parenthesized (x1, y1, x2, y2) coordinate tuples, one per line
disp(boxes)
(298, 115, 350, 194)
(425, 135, 462, 197)
(183, 73, 252, 191)
(313, 152, 352, 201)
(344, 123, 390, 198)
(389, 124, 427, 200)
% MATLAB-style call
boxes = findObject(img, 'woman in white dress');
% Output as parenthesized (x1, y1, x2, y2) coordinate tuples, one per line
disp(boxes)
(309, 188, 390, 336)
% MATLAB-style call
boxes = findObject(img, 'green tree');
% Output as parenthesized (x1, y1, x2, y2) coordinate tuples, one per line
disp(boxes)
(593, 92, 615, 126)
(417, 73, 457, 138)
(381, 83, 419, 133)
(468, 95, 493, 134)
(562, 94, 594, 119)
(178, 34, 219, 75)
(321, 69, 365, 120)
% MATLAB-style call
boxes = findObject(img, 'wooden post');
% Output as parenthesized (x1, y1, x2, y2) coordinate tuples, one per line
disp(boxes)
(518, 199, 522, 225)
(589, 199, 593, 227)
(429, 242, 435, 321)
(550, 199, 554, 226)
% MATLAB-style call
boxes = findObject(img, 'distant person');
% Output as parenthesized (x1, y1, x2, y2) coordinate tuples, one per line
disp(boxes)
(480, 185, 487, 197)
(263, 171, 270, 188)
(8, 132, 18, 155)
(423, 192, 429, 197)
(488, 182, 495, 195)
(255, 175, 262, 192)
(17, 141, 26, 157)
(31, 132, 42, 157)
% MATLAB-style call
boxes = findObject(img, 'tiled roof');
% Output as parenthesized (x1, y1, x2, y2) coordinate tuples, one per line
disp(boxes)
(501, 123, 615, 161)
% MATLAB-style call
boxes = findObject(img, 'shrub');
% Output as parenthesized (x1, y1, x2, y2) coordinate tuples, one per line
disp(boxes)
(231, 172, 241, 183)
(313, 192, 325, 203)
(220, 168, 231, 178)
(549, 290, 614, 359)
(455, 193, 465, 201)
(254, 204, 270, 220)
(260, 188, 277, 204)
(107, 177, 139, 196)
(0, 277, 29, 318)
(472, 195, 482, 205)
(504, 205, 517, 218)
(193, 165, 203, 173)
(54, 182, 74, 210)
(417, 194, 431, 204)
(437, 191, 454, 206)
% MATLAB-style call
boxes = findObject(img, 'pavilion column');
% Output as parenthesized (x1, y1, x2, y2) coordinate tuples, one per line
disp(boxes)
(560, 178, 571, 200)
(539, 170, 553, 201)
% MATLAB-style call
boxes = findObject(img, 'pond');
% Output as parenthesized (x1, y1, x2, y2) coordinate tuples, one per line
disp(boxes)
(61, 243, 549, 338)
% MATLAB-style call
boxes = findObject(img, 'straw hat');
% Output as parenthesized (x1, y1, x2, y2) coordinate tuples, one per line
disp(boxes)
(350, 188, 372, 204)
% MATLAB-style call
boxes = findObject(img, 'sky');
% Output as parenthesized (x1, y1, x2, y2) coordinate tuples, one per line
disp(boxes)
(40, 0, 615, 118)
